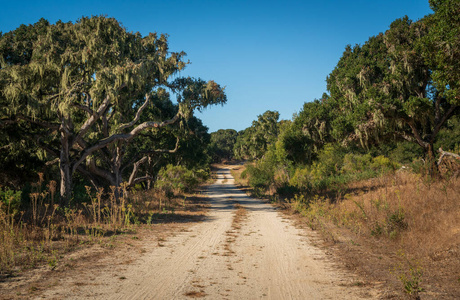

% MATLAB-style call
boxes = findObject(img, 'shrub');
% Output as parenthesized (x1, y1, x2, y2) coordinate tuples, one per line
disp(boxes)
(0, 187, 22, 213)
(194, 168, 210, 182)
(316, 144, 345, 177)
(289, 166, 312, 192)
(342, 153, 372, 173)
(155, 165, 199, 198)
(371, 155, 399, 172)
(273, 168, 295, 196)
(389, 141, 424, 164)
(246, 164, 273, 190)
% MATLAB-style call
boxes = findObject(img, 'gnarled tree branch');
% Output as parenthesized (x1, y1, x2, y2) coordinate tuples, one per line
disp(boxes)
(118, 94, 150, 132)
(438, 147, 460, 166)
(71, 112, 181, 175)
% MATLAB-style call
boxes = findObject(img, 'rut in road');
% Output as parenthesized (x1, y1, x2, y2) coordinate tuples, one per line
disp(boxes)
(43, 167, 378, 299)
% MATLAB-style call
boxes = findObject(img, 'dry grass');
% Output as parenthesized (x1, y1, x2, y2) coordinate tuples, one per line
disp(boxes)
(229, 165, 249, 189)
(0, 176, 207, 277)
(232, 204, 248, 229)
(289, 171, 460, 298)
(327, 171, 460, 257)
(0, 188, 209, 298)
(184, 290, 207, 298)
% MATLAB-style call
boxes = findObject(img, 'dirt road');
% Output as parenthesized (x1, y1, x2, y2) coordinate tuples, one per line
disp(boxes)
(40, 167, 378, 299)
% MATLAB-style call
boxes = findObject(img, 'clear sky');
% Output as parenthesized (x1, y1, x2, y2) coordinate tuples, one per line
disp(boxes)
(0, 0, 433, 133)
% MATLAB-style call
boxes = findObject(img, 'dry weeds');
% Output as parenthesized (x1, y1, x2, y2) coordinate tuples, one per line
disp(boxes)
(292, 171, 460, 299)
(0, 180, 209, 298)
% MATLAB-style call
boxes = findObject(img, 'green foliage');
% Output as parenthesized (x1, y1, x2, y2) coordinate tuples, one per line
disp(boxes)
(0, 123, 46, 189)
(392, 253, 425, 298)
(311, 144, 344, 179)
(435, 115, 460, 152)
(325, 10, 459, 171)
(326, 33, 390, 149)
(239, 108, 400, 199)
(209, 129, 238, 162)
(240, 169, 248, 179)
(0, 187, 22, 213)
(371, 156, 400, 172)
(389, 142, 424, 164)
(279, 121, 312, 164)
(387, 209, 408, 234)
(242, 127, 295, 196)
(176, 116, 213, 169)
(289, 166, 311, 192)
(423, 0, 460, 104)
(342, 153, 373, 173)
(0, 16, 226, 201)
(342, 152, 400, 174)
(287, 99, 335, 164)
(245, 164, 273, 190)
(155, 165, 200, 199)
(370, 207, 408, 238)
(234, 110, 280, 160)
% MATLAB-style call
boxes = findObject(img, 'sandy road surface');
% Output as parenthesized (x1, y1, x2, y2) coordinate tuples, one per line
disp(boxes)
(40, 167, 378, 299)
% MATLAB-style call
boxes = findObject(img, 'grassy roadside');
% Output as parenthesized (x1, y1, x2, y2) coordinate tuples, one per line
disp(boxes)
(230, 163, 460, 299)
(0, 164, 212, 277)
(0, 184, 209, 298)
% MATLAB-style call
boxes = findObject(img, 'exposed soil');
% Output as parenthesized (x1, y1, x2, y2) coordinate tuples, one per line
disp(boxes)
(0, 167, 382, 299)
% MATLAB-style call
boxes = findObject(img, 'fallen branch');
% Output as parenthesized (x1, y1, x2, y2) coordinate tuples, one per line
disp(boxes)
(437, 148, 460, 166)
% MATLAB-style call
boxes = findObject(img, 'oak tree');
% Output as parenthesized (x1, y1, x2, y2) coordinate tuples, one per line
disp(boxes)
(0, 17, 226, 203)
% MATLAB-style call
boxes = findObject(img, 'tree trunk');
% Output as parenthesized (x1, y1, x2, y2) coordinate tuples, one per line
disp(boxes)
(59, 130, 72, 205)
(426, 143, 439, 177)
(112, 144, 124, 200)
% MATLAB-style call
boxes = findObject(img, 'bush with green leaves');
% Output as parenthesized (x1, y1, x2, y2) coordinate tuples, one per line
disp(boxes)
(371, 155, 400, 172)
(245, 164, 273, 190)
(389, 141, 424, 164)
(342, 153, 373, 173)
(0, 187, 22, 213)
(155, 165, 200, 199)
(309, 144, 344, 180)
(289, 166, 312, 193)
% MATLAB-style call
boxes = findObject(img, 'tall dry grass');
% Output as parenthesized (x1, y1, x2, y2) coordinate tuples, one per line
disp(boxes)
(0, 178, 190, 275)
(293, 171, 460, 258)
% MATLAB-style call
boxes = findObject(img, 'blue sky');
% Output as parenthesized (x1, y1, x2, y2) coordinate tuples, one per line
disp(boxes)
(0, 0, 432, 132)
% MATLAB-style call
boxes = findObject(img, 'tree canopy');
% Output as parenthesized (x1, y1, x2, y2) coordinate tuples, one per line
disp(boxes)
(325, 7, 459, 172)
(235, 0, 459, 178)
(0, 16, 226, 202)
(234, 110, 280, 160)
(209, 129, 238, 162)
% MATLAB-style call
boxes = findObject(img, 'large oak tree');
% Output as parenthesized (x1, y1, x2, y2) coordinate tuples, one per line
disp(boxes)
(326, 7, 459, 173)
(0, 17, 226, 203)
